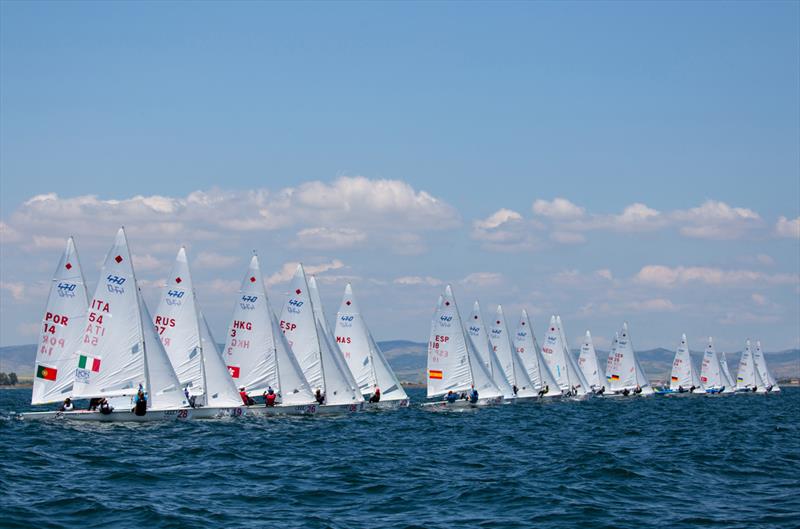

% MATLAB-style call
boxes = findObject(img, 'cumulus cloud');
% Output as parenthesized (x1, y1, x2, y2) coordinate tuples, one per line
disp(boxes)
(0, 281, 25, 301)
(626, 298, 677, 312)
(775, 216, 800, 239)
(193, 251, 240, 270)
(393, 276, 443, 286)
(293, 227, 367, 249)
(672, 200, 762, 239)
(460, 272, 504, 287)
(266, 259, 345, 286)
(532, 198, 585, 219)
(751, 293, 768, 306)
(634, 265, 798, 288)
(470, 208, 538, 252)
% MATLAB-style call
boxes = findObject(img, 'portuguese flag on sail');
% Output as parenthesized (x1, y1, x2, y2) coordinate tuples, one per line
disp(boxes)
(78, 354, 101, 372)
(36, 365, 58, 381)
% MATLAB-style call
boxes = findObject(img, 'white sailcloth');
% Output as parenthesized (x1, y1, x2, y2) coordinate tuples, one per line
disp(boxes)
(334, 283, 408, 402)
(139, 296, 188, 409)
(700, 337, 724, 390)
(32, 237, 89, 405)
(489, 305, 536, 397)
(753, 341, 780, 391)
(154, 247, 203, 395)
(719, 351, 736, 391)
(606, 333, 618, 384)
(556, 316, 591, 391)
(278, 265, 361, 405)
(608, 323, 650, 391)
(426, 285, 501, 399)
(198, 311, 243, 407)
(541, 316, 587, 394)
(736, 340, 764, 391)
(669, 334, 701, 390)
(72, 228, 146, 399)
(465, 301, 515, 399)
(578, 331, 606, 390)
(513, 310, 561, 396)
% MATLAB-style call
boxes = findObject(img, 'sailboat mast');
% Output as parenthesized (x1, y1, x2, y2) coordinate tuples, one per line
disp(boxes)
(127, 228, 150, 406)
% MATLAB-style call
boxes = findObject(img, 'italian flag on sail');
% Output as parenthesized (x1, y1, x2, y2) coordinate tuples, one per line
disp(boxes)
(36, 365, 58, 381)
(78, 354, 101, 372)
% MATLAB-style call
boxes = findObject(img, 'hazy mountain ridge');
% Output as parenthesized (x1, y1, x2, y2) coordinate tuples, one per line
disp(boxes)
(3, 342, 797, 384)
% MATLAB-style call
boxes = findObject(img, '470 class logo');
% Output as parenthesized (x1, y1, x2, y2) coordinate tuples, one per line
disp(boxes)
(241, 295, 258, 303)
(57, 282, 77, 297)
(106, 274, 126, 294)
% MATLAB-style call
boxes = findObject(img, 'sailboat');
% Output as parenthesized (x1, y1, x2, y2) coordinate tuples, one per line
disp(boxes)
(735, 339, 766, 393)
(540, 316, 589, 397)
(488, 305, 537, 401)
(753, 341, 780, 392)
(718, 351, 736, 394)
(424, 285, 503, 409)
(29, 237, 89, 408)
(278, 265, 364, 414)
(222, 255, 317, 415)
(662, 334, 702, 394)
(334, 283, 410, 408)
(466, 301, 516, 402)
(699, 337, 727, 394)
(556, 316, 592, 393)
(513, 310, 561, 398)
(24, 228, 191, 421)
(154, 247, 244, 418)
(578, 331, 607, 394)
(607, 322, 653, 396)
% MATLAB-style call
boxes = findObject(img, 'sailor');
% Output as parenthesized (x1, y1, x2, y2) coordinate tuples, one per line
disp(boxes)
(596, 386, 605, 395)
(99, 398, 113, 415)
(58, 397, 74, 412)
(87, 397, 102, 411)
(264, 387, 277, 407)
(634, 385, 642, 395)
(315, 389, 325, 405)
(570, 385, 578, 397)
(445, 390, 458, 404)
(621, 388, 630, 396)
(512, 385, 519, 396)
(368, 386, 381, 403)
(239, 387, 255, 406)
(468, 385, 479, 404)
(133, 388, 147, 416)
(678, 385, 684, 393)
(184, 387, 197, 408)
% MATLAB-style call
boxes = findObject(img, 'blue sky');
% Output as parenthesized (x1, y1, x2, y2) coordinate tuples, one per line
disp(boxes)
(1, 1, 798, 351)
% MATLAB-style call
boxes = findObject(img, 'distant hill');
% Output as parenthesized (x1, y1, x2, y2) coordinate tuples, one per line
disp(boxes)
(2, 342, 797, 385)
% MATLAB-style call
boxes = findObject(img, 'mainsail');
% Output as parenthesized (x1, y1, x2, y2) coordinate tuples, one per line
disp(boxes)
(700, 337, 724, 390)
(541, 315, 588, 395)
(719, 351, 736, 392)
(426, 285, 501, 399)
(513, 310, 561, 396)
(753, 341, 780, 391)
(32, 237, 89, 405)
(608, 323, 651, 392)
(465, 301, 515, 399)
(334, 283, 408, 402)
(556, 316, 591, 391)
(578, 330, 606, 391)
(489, 305, 536, 397)
(669, 333, 701, 390)
(278, 265, 362, 405)
(736, 340, 764, 391)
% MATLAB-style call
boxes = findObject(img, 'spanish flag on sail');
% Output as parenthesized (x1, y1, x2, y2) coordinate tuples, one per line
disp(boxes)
(428, 369, 443, 380)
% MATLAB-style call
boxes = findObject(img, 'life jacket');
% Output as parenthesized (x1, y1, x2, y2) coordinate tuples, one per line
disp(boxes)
(266, 393, 277, 406)
(240, 391, 250, 405)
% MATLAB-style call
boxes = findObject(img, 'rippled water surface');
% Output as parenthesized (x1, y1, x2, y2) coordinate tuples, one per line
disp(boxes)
(2, 388, 798, 529)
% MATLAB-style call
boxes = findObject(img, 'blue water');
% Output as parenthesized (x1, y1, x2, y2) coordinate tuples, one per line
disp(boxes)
(1, 388, 798, 529)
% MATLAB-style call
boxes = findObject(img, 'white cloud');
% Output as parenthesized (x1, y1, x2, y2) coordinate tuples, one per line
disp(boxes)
(473, 209, 523, 231)
(471, 209, 537, 252)
(634, 265, 798, 288)
(775, 216, 800, 239)
(595, 269, 614, 281)
(393, 276, 443, 286)
(626, 298, 677, 312)
(266, 259, 345, 286)
(751, 293, 768, 306)
(673, 200, 762, 239)
(294, 227, 367, 249)
(194, 251, 240, 270)
(132, 254, 162, 272)
(550, 231, 585, 244)
(0, 222, 22, 244)
(0, 281, 25, 301)
(460, 272, 503, 287)
(532, 198, 585, 219)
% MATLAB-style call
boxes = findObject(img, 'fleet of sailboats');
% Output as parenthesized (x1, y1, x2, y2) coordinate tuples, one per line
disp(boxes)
(20, 230, 787, 420)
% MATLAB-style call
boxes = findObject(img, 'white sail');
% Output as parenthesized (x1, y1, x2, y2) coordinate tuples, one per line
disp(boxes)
(556, 316, 591, 391)
(606, 333, 618, 384)
(753, 341, 780, 391)
(72, 228, 146, 399)
(427, 285, 501, 399)
(334, 283, 408, 402)
(608, 323, 650, 392)
(669, 333, 700, 390)
(719, 351, 736, 391)
(32, 237, 89, 405)
(700, 337, 724, 390)
(465, 301, 515, 399)
(138, 295, 188, 409)
(578, 330, 606, 390)
(489, 305, 536, 397)
(269, 310, 316, 404)
(541, 316, 587, 394)
(278, 265, 361, 405)
(513, 310, 561, 396)
(223, 255, 276, 394)
(308, 276, 362, 395)
(197, 311, 242, 407)
(736, 340, 764, 391)
(154, 247, 203, 395)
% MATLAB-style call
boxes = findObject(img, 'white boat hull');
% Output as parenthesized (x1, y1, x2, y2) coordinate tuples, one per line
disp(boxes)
(244, 403, 319, 416)
(422, 396, 503, 410)
(365, 398, 410, 410)
(190, 406, 246, 419)
(316, 402, 365, 415)
(18, 408, 192, 421)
